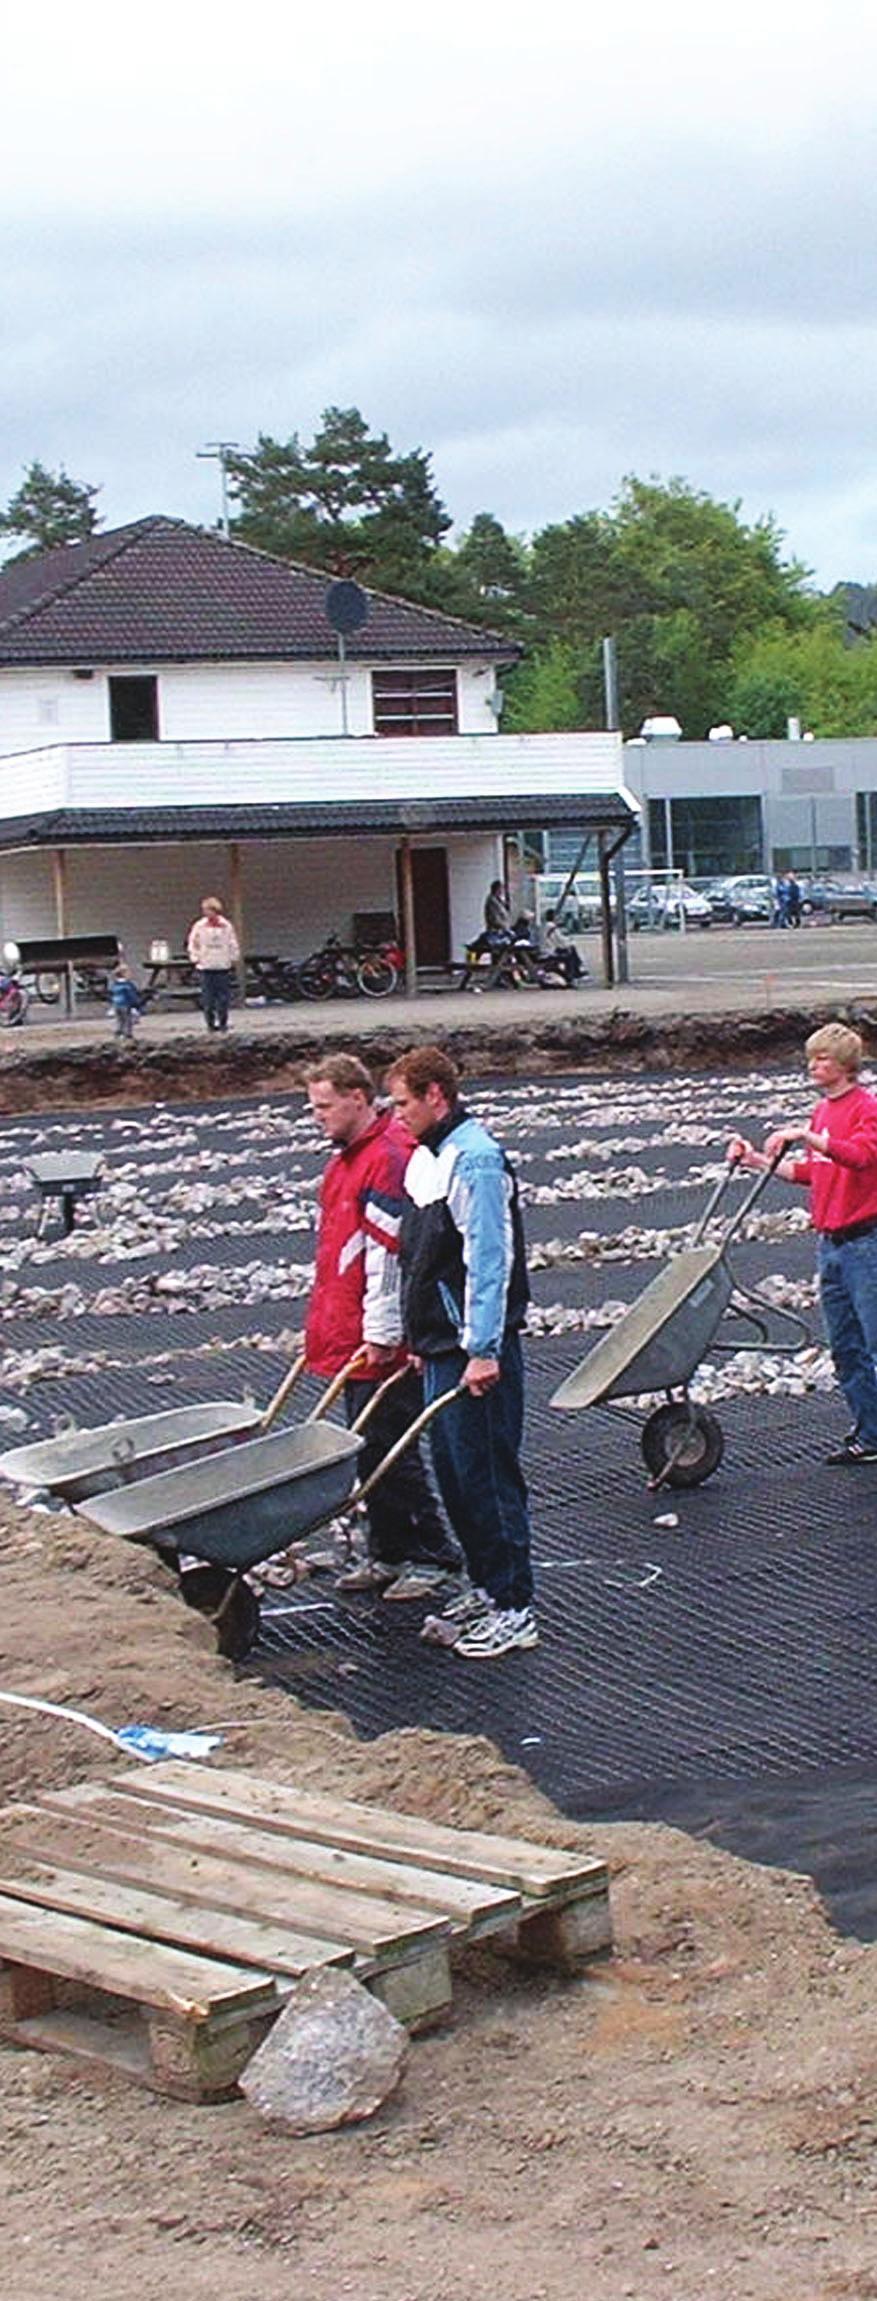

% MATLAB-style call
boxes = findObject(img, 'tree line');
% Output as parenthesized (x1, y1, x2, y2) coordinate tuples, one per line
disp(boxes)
(2, 416, 874, 741)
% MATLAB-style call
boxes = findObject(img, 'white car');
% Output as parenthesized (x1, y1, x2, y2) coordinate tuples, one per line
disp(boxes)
(628, 884, 713, 930)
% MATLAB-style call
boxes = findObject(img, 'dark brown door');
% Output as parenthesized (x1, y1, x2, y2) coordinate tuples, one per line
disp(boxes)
(396, 847, 451, 967)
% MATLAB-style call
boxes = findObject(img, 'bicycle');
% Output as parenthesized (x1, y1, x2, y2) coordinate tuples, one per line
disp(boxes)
(298, 933, 399, 1001)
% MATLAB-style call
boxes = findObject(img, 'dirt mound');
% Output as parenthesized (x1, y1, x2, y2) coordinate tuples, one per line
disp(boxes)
(2, 1482, 877, 2298)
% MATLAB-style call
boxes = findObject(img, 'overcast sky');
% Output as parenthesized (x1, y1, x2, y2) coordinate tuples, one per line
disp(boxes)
(3, 0, 877, 587)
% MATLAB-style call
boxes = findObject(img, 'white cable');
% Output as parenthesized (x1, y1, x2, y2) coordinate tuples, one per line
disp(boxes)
(0, 1687, 153, 1758)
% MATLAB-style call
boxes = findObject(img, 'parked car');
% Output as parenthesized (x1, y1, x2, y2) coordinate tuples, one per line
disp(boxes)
(628, 883, 713, 930)
(823, 881, 877, 922)
(703, 875, 773, 925)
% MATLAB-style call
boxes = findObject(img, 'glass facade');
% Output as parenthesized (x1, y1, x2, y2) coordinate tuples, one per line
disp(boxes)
(648, 794, 763, 878)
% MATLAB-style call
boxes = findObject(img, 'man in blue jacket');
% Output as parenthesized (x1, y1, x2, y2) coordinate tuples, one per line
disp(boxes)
(387, 1044, 537, 1659)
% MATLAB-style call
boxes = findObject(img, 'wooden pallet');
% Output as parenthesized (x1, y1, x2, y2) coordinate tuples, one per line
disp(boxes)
(0, 1764, 611, 2098)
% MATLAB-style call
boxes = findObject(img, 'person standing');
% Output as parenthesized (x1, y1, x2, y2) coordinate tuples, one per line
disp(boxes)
(108, 960, 144, 1041)
(786, 872, 803, 927)
(483, 879, 511, 941)
(728, 1022, 877, 1464)
(305, 1054, 461, 1598)
(186, 896, 240, 1033)
(387, 1044, 537, 1659)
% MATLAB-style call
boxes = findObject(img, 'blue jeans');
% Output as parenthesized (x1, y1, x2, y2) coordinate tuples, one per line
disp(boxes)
(200, 969, 232, 1030)
(818, 1229, 877, 1446)
(422, 1331, 534, 1611)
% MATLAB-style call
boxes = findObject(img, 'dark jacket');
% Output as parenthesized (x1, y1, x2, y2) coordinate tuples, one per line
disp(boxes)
(399, 1106, 530, 1359)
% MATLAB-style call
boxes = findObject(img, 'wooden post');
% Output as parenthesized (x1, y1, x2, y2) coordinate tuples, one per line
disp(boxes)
(51, 849, 68, 937)
(598, 831, 615, 989)
(227, 843, 245, 964)
(399, 838, 418, 998)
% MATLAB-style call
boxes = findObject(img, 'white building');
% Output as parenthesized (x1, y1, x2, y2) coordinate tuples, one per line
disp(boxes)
(0, 518, 636, 984)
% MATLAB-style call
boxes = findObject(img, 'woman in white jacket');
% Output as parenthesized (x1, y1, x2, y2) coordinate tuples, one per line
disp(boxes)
(186, 896, 241, 1033)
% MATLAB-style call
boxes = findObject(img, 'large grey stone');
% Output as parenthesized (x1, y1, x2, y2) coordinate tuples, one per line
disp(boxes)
(239, 1967, 409, 2132)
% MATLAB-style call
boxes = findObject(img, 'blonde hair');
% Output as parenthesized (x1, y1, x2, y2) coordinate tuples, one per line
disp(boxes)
(305, 1053, 376, 1099)
(805, 1022, 863, 1074)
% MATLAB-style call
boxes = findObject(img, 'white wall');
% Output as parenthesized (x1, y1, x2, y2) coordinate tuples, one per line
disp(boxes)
(0, 831, 504, 967)
(0, 657, 501, 758)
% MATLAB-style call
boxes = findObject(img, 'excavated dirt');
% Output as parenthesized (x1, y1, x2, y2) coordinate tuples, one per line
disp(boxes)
(3, 1001, 874, 1113)
(2, 1485, 877, 2300)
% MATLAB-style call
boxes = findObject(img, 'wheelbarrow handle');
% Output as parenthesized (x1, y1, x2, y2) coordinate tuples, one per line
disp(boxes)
(690, 1160, 739, 1245)
(258, 1348, 307, 1436)
(304, 1349, 369, 1423)
(356, 1384, 467, 1504)
(721, 1143, 788, 1241)
(348, 1363, 413, 1436)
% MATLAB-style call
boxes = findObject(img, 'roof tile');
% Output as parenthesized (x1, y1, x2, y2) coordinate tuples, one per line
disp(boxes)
(0, 518, 517, 667)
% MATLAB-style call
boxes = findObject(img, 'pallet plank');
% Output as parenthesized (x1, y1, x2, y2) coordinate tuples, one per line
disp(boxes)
(0, 1858, 354, 1977)
(114, 1764, 608, 1901)
(0, 1892, 275, 2018)
(39, 1784, 521, 1930)
(1, 1804, 451, 1957)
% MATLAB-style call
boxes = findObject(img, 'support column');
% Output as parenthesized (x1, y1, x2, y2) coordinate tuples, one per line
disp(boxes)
(598, 831, 615, 989)
(227, 843, 245, 963)
(52, 849, 68, 937)
(399, 838, 418, 998)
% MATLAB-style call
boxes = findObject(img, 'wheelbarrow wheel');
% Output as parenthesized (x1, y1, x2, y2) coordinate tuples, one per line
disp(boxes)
(641, 1402, 724, 1488)
(178, 1563, 262, 1660)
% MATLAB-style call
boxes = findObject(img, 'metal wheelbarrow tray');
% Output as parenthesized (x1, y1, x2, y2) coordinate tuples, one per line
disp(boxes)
(0, 1404, 261, 1505)
(73, 1422, 364, 1571)
(0, 1344, 316, 1506)
(550, 1152, 808, 1489)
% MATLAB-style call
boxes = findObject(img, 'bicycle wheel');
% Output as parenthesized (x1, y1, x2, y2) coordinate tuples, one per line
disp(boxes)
(35, 970, 62, 1005)
(356, 952, 397, 998)
(298, 953, 337, 1001)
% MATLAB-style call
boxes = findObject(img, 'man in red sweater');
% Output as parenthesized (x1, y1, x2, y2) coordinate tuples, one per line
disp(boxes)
(305, 1053, 460, 1594)
(729, 1021, 877, 1464)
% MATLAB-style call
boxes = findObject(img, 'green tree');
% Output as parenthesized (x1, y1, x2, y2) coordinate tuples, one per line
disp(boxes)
(0, 459, 101, 559)
(227, 407, 451, 597)
(728, 615, 877, 738)
(524, 478, 817, 736)
(504, 638, 588, 731)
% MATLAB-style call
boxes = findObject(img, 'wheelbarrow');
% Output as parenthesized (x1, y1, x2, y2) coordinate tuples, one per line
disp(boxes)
(0, 1341, 349, 1506)
(550, 1151, 809, 1488)
(72, 1375, 464, 1660)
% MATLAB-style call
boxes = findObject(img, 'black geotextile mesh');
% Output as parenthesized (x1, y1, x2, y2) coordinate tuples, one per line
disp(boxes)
(5, 1063, 877, 1933)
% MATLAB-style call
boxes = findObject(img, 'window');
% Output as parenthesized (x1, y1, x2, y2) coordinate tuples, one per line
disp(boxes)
(372, 667, 458, 736)
(109, 675, 159, 742)
(649, 794, 763, 878)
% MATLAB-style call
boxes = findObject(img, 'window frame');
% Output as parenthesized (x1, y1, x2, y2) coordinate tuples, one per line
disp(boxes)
(371, 664, 459, 737)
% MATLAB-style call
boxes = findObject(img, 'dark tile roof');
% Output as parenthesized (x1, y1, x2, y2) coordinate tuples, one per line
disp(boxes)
(0, 795, 634, 848)
(0, 517, 518, 668)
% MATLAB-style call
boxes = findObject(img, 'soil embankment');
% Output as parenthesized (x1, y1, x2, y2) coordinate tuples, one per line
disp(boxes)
(3, 998, 876, 1113)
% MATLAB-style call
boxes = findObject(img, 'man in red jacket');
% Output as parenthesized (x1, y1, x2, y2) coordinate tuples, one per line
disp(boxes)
(305, 1053, 460, 1595)
(729, 1021, 877, 1465)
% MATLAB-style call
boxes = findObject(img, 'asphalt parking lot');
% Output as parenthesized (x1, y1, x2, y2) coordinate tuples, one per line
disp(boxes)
(3, 1058, 877, 1934)
(10, 915, 877, 1052)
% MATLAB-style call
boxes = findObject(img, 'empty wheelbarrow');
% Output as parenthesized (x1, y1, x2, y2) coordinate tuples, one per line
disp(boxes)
(550, 1151, 809, 1488)
(73, 1378, 463, 1659)
(0, 1344, 356, 1506)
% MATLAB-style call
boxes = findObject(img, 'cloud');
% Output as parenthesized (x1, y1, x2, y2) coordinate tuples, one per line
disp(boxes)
(4, 1, 877, 584)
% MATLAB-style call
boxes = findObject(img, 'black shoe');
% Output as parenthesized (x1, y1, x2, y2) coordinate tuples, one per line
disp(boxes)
(826, 1435, 877, 1465)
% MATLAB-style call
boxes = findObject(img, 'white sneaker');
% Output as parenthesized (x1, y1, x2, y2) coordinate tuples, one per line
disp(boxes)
(420, 1586, 489, 1647)
(455, 1604, 539, 1659)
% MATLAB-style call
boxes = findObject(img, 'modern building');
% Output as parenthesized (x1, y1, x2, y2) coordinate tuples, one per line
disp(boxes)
(619, 735, 877, 881)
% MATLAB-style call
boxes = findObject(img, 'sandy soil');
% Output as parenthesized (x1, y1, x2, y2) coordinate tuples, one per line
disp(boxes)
(1, 1487, 877, 2301)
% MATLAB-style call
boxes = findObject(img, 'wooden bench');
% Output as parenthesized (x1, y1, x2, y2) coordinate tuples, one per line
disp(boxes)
(0, 1765, 611, 2096)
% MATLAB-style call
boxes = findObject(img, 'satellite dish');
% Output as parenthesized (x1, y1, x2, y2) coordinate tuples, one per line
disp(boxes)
(325, 580, 369, 636)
